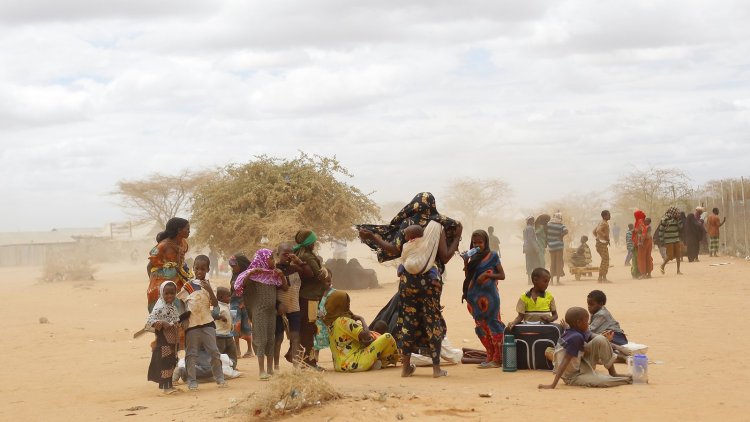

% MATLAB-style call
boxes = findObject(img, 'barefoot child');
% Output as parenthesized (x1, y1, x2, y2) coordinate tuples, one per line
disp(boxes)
(228, 254, 254, 358)
(147, 281, 180, 395)
(235, 248, 284, 380)
(213, 287, 238, 369)
(506, 268, 558, 331)
(276, 242, 305, 366)
(178, 255, 227, 390)
(539, 307, 631, 389)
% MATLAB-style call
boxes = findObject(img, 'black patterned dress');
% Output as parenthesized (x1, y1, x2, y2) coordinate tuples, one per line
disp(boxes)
(396, 267, 446, 365)
(147, 325, 179, 389)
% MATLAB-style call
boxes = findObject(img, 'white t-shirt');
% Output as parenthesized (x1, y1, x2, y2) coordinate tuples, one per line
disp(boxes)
(177, 280, 215, 329)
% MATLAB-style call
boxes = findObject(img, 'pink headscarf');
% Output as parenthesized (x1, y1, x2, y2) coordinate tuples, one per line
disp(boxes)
(233, 248, 282, 295)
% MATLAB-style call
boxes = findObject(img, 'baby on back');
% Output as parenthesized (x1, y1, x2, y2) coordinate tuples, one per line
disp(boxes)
(399, 223, 441, 280)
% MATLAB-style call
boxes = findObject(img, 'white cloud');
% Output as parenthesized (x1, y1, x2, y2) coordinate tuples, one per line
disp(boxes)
(2, 1, 750, 230)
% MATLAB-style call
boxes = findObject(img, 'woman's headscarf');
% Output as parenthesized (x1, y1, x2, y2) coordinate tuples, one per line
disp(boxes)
(234, 248, 282, 295)
(322, 290, 354, 327)
(664, 206, 680, 219)
(357, 192, 458, 263)
(293, 230, 318, 252)
(550, 212, 563, 225)
(633, 209, 647, 243)
(535, 214, 551, 227)
(147, 281, 179, 326)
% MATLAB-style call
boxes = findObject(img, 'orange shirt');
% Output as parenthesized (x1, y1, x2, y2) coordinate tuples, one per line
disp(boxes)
(707, 214, 721, 237)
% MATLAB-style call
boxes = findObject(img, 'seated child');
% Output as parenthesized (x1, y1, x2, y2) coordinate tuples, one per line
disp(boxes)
(398, 223, 441, 281)
(507, 268, 558, 330)
(146, 281, 180, 395)
(213, 287, 238, 369)
(539, 307, 632, 389)
(587, 290, 628, 345)
(177, 255, 227, 390)
(571, 236, 592, 268)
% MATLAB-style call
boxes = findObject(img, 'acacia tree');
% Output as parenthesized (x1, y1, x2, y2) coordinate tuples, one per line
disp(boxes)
(612, 166, 693, 219)
(113, 170, 210, 227)
(191, 153, 379, 255)
(443, 177, 512, 231)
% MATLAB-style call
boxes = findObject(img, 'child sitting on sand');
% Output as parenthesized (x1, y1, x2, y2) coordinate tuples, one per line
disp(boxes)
(507, 268, 558, 330)
(539, 307, 632, 389)
(147, 281, 181, 395)
(213, 287, 237, 369)
(587, 290, 628, 345)
(177, 255, 227, 390)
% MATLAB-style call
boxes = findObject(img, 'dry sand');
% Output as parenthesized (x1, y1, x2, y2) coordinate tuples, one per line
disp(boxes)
(2, 245, 748, 421)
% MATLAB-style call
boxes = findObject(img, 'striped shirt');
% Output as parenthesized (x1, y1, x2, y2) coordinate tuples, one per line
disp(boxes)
(659, 217, 682, 244)
(546, 223, 568, 251)
(625, 229, 634, 250)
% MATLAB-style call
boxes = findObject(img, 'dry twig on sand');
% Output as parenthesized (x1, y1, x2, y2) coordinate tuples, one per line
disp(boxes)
(229, 369, 341, 419)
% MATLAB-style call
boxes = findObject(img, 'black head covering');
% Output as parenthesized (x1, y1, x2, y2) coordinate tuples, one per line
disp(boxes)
(357, 192, 458, 267)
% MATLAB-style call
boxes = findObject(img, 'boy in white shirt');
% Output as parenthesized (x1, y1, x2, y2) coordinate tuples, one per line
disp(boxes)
(177, 255, 227, 390)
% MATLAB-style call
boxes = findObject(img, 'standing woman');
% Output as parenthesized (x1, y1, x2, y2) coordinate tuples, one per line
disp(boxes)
(546, 213, 568, 285)
(358, 192, 463, 378)
(146, 217, 193, 312)
(535, 214, 551, 271)
(463, 230, 506, 369)
(631, 210, 647, 278)
(293, 229, 326, 370)
(228, 254, 254, 358)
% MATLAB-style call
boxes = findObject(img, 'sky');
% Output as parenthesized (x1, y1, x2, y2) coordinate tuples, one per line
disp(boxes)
(2, 0, 750, 231)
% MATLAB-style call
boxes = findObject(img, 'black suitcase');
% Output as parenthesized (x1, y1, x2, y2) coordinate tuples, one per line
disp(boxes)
(510, 323, 562, 370)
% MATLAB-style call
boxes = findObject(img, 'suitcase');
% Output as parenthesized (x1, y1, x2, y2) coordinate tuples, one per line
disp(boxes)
(510, 323, 562, 370)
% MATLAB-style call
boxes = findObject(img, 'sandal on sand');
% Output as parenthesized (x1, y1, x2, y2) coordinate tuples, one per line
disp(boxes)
(259, 373, 271, 381)
(401, 364, 416, 378)
(242, 352, 254, 358)
(162, 388, 179, 395)
(478, 361, 500, 369)
(433, 370, 448, 378)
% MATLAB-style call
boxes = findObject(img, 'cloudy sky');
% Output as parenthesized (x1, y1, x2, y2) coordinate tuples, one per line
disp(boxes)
(2, 0, 750, 231)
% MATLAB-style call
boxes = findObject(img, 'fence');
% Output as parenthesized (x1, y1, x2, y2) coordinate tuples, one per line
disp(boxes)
(693, 177, 750, 257)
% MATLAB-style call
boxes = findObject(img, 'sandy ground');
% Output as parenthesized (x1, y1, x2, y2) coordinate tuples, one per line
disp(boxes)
(2, 245, 749, 422)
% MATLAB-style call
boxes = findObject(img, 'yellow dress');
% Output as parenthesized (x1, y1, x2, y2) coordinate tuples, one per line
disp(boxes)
(328, 317, 398, 372)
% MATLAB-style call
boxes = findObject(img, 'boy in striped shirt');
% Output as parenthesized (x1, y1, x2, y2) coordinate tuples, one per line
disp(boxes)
(624, 224, 634, 266)
(659, 207, 684, 275)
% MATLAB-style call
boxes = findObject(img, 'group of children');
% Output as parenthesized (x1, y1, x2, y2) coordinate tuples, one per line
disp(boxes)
(146, 255, 227, 394)
(505, 267, 634, 389)
(146, 245, 315, 394)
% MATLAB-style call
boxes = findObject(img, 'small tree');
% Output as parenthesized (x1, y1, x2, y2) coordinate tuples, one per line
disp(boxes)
(191, 153, 379, 254)
(612, 166, 693, 219)
(113, 170, 210, 227)
(443, 177, 512, 231)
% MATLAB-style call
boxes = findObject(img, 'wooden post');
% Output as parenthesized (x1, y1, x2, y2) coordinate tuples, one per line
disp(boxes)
(720, 180, 726, 254)
(729, 180, 739, 255)
(742, 177, 749, 257)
